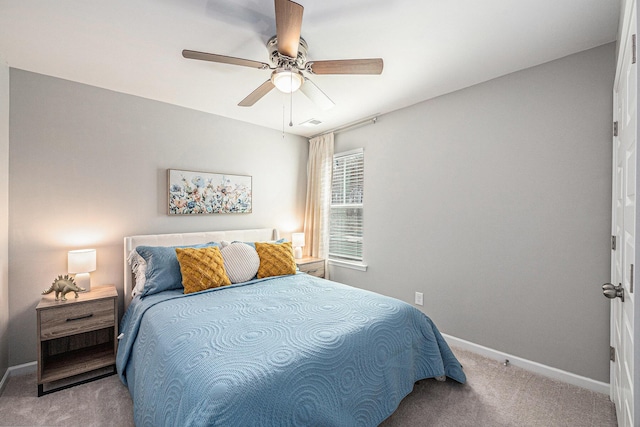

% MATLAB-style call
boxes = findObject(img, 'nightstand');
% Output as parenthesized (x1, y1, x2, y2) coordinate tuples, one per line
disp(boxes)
(36, 284, 118, 396)
(296, 256, 325, 278)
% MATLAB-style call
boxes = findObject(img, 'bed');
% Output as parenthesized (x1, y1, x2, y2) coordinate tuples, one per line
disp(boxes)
(117, 228, 465, 426)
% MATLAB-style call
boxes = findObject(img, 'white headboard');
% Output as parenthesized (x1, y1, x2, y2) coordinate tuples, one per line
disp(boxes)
(123, 228, 279, 309)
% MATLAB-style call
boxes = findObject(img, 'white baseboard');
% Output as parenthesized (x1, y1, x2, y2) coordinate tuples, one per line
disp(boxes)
(0, 361, 36, 396)
(443, 333, 610, 396)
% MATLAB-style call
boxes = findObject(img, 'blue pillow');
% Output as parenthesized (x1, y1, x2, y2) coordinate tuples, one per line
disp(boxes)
(136, 242, 220, 296)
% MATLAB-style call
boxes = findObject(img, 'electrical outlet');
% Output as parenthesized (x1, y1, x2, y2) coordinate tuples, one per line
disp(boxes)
(415, 292, 423, 306)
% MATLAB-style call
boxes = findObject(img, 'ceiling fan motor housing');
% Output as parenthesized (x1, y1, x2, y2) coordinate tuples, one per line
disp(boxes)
(267, 35, 308, 69)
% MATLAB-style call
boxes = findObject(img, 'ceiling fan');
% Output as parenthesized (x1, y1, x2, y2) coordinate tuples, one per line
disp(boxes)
(182, 0, 383, 110)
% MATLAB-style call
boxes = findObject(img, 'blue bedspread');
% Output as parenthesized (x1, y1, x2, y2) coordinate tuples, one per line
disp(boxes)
(117, 274, 465, 426)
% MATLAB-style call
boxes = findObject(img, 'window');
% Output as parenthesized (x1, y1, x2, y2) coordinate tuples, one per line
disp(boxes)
(329, 149, 364, 263)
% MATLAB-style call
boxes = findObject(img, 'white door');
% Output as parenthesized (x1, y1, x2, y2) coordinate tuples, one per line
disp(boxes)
(610, 1, 638, 425)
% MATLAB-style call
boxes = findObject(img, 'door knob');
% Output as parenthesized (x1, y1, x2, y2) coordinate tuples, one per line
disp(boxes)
(603, 283, 625, 302)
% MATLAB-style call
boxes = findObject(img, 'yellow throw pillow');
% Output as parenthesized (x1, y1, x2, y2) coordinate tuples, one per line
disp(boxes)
(175, 246, 231, 294)
(255, 241, 297, 279)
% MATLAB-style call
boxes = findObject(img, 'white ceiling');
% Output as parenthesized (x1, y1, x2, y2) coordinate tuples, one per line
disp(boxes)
(0, 0, 620, 137)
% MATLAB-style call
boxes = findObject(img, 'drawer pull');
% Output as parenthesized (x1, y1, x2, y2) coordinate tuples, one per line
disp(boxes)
(307, 269, 318, 274)
(66, 313, 93, 322)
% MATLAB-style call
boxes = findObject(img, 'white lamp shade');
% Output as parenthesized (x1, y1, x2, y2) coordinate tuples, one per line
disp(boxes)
(292, 233, 305, 248)
(68, 249, 96, 274)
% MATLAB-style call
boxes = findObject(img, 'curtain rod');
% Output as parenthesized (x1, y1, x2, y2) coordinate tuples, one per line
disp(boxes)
(310, 114, 379, 139)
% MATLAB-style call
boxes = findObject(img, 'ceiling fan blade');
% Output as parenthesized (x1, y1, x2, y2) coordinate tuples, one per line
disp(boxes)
(182, 50, 270, 70)
(275, 0, 303, 58)
(300, 78, 335, 111)
(238, 80, 276, 107)
(308, 58, 384, 75)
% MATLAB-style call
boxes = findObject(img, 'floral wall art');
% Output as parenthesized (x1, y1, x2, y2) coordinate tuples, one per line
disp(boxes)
(168, 169, 252, 215)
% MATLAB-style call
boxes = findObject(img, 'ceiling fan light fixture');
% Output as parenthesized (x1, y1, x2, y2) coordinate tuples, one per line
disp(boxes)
(271, 69, 303, 93)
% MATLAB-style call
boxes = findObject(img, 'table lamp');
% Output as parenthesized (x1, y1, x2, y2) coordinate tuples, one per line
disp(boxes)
(68, 249, 96, 291)
(292, 233, 305, 259)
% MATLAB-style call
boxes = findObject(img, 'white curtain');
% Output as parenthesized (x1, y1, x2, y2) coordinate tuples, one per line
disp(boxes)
(303, 133, 334, 260)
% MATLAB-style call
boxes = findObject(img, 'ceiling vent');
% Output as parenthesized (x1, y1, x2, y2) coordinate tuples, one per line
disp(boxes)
(300, 118, 322, 126)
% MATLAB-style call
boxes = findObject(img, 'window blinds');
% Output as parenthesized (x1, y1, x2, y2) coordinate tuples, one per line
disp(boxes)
(329, 149, 364, 261)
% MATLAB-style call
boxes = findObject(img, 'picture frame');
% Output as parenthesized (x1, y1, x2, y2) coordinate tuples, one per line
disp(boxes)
(168, 169, 252, 215)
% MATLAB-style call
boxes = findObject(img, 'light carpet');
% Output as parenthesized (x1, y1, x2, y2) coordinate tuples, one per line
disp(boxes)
(0, 347, 616, 426)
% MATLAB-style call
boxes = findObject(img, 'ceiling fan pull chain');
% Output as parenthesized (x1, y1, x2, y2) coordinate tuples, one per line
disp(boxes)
(289, 75, 294, 127)
(282, 105, 285, 138)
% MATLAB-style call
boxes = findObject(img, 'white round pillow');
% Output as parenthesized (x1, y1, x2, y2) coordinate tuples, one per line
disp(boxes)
(220, 242, 260, 284)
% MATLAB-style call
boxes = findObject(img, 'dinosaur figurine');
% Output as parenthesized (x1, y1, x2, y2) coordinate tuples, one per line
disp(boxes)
(42, 274, 86, 301)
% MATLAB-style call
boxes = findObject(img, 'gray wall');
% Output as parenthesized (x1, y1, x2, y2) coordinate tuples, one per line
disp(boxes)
(330, 43, 615, 383)
(0, 56, 9, 377)
(8, 70, 308, 365)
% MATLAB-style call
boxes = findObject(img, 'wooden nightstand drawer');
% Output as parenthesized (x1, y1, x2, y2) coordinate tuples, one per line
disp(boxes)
(297, 257, 325, 278)
(40, 299, 115, 340)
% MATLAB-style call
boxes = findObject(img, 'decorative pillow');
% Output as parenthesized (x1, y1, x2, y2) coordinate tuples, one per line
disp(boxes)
(255, 241, 297, 278)
(221, 242, 260, 284)
(175, 246, 231, 294)
(135, 242, 220, 297)
(232, 238, 286, 249)
(127, 250, 147, 297)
